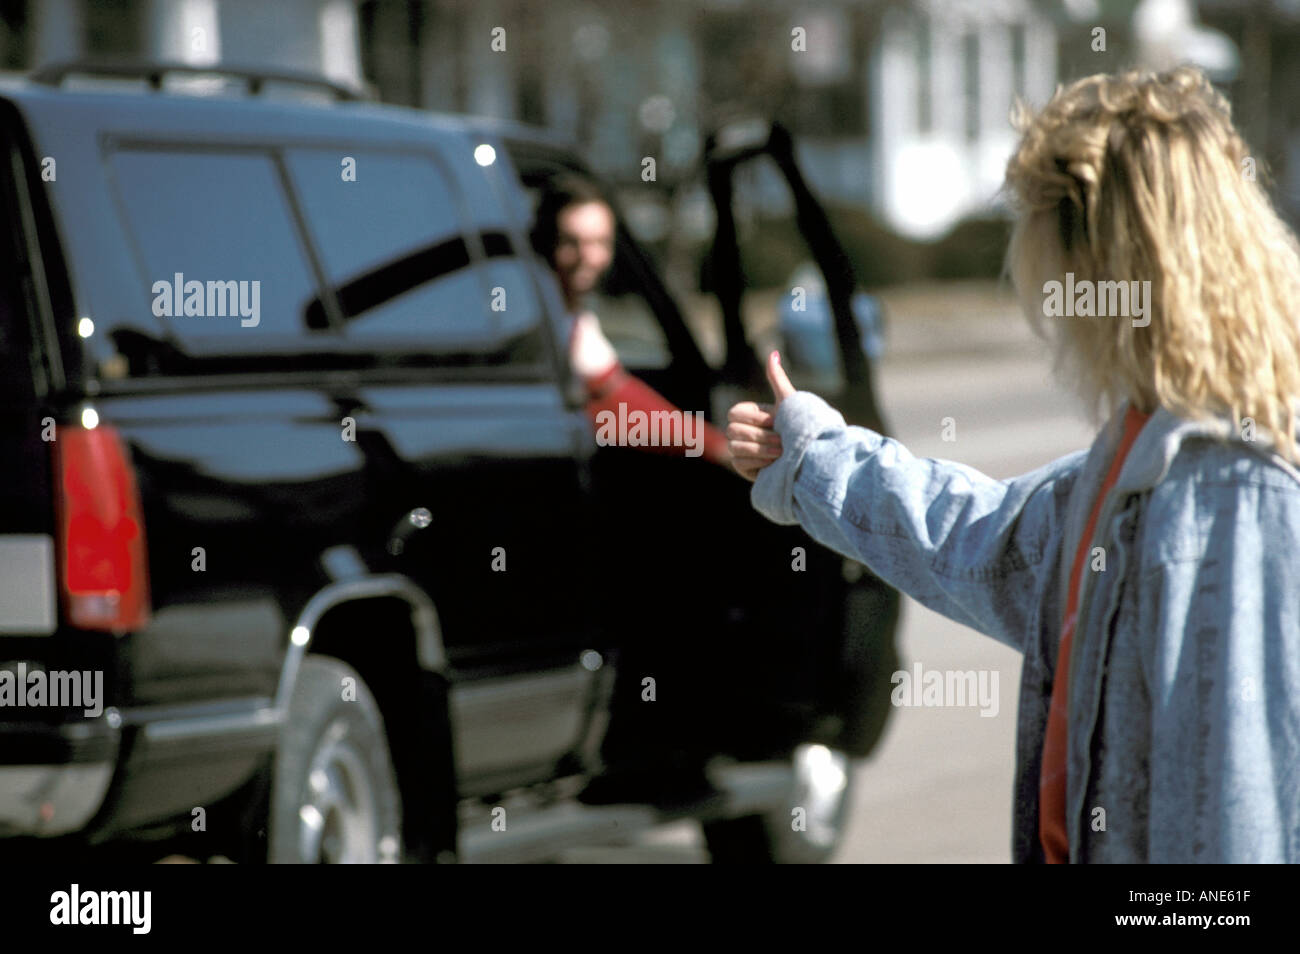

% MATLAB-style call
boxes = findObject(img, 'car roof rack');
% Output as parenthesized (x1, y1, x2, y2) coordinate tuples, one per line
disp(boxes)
(29, 60, 368, 101)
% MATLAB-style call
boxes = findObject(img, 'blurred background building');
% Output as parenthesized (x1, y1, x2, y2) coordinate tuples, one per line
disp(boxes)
(1, 0, 1297, 274)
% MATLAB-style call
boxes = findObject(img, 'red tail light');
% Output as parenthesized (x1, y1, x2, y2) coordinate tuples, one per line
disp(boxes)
(53, 420, 151, 631)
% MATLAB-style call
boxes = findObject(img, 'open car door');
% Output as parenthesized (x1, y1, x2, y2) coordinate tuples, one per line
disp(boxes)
(506, 133, 899, 762)
(704, 119, 889, 433)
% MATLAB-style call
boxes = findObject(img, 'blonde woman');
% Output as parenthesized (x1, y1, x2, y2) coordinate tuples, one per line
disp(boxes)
(728, 67, 1300, 863)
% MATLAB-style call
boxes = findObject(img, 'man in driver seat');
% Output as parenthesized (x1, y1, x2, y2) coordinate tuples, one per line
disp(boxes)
(531, 174, 732, 467)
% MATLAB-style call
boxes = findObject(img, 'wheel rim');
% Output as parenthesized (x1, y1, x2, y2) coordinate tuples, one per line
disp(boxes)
(296, 717, 390, 863)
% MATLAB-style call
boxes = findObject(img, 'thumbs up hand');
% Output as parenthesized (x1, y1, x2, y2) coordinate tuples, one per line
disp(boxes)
(764, 348, 796, 404)
(727, 351, 795, 482)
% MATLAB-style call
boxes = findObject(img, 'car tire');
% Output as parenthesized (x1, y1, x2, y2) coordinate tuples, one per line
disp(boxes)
(269, 655, 403, 863)
(703, 744, 854, 864)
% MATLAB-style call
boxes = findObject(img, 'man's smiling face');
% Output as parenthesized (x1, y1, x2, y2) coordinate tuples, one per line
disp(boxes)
(553, 200, 615, 303)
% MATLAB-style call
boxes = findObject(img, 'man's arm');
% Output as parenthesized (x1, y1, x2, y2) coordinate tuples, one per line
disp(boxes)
(573, 310, 731, 466)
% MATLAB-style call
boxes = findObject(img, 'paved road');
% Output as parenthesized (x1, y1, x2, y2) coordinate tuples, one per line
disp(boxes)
(565, 287, 1100, 863)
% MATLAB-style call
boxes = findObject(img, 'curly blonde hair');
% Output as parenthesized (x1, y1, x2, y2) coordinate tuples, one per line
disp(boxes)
(1004, 66, 1300, 464)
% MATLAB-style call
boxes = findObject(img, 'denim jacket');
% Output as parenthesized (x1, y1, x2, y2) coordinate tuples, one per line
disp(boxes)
(752, 391, 1300, 862)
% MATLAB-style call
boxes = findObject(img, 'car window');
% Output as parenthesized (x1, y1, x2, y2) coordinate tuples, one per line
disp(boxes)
(285, 148, 543, 357)
(0, 224, 39, 405)
(586, 288, 670, 370)
(286, 149, 460, 282)
(478, 256, 544, 342)
(109, 148, 321, 352)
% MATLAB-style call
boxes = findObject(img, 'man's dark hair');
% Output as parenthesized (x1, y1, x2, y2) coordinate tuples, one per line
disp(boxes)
(529, 173, 612, 265)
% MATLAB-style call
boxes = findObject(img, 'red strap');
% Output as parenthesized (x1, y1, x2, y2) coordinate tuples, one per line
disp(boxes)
(1039, 405, 1151, 862)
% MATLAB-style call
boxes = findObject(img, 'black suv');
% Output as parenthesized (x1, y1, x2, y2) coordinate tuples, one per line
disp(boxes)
(0, 63, 899, 863)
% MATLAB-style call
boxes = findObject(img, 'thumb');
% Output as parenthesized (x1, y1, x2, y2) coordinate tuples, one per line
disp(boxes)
(766, 350, 796, 405)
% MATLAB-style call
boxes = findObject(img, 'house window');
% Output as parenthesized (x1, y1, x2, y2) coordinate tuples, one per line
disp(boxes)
(83, 0, 143, 58)
(0, 0, 30, 69)
(916, 16, 932, 135)
(963, 32, 979, 142)
(1011, 23, 1026, 100)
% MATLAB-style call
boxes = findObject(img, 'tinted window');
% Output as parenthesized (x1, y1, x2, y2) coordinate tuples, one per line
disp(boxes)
(588, 291, 671, 369)
(109, 149, 321, 351)
(0, 213, 39, 404)
(287, 149, 540, 354)
(479, 257, 543, 342)
(592, 225, 674, 372)
(286, 150, 461, 281)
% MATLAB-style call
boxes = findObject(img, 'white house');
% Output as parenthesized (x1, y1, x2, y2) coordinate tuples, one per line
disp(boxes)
(868, 0, 1058, 238)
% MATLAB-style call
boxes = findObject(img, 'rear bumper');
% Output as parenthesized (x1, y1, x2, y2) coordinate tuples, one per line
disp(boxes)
(0, 716, 120, 836)
(0, 763, 115, 836)
(0, 697, 279, 839)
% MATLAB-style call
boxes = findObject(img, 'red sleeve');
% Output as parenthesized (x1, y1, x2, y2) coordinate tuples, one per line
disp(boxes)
(584, 365, 731, 466)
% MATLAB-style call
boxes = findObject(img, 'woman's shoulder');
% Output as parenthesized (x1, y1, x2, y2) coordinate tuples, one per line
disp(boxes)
(1140, 436, 1300, 566)
(1162, 434, 1300, 495)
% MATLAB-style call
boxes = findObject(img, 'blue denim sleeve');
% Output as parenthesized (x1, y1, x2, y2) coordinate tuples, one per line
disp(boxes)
(751, 391, 1086, 653)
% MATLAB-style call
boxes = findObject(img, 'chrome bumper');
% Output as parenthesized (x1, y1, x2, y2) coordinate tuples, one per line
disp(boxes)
(0, 762, 114, 836)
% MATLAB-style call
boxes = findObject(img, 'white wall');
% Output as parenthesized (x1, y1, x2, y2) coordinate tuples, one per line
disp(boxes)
(872, 3, 1057, 239)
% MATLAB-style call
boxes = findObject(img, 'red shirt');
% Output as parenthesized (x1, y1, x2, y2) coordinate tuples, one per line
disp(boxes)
(1039, 404, 1152, 862)
(568, 310, 731, 465)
